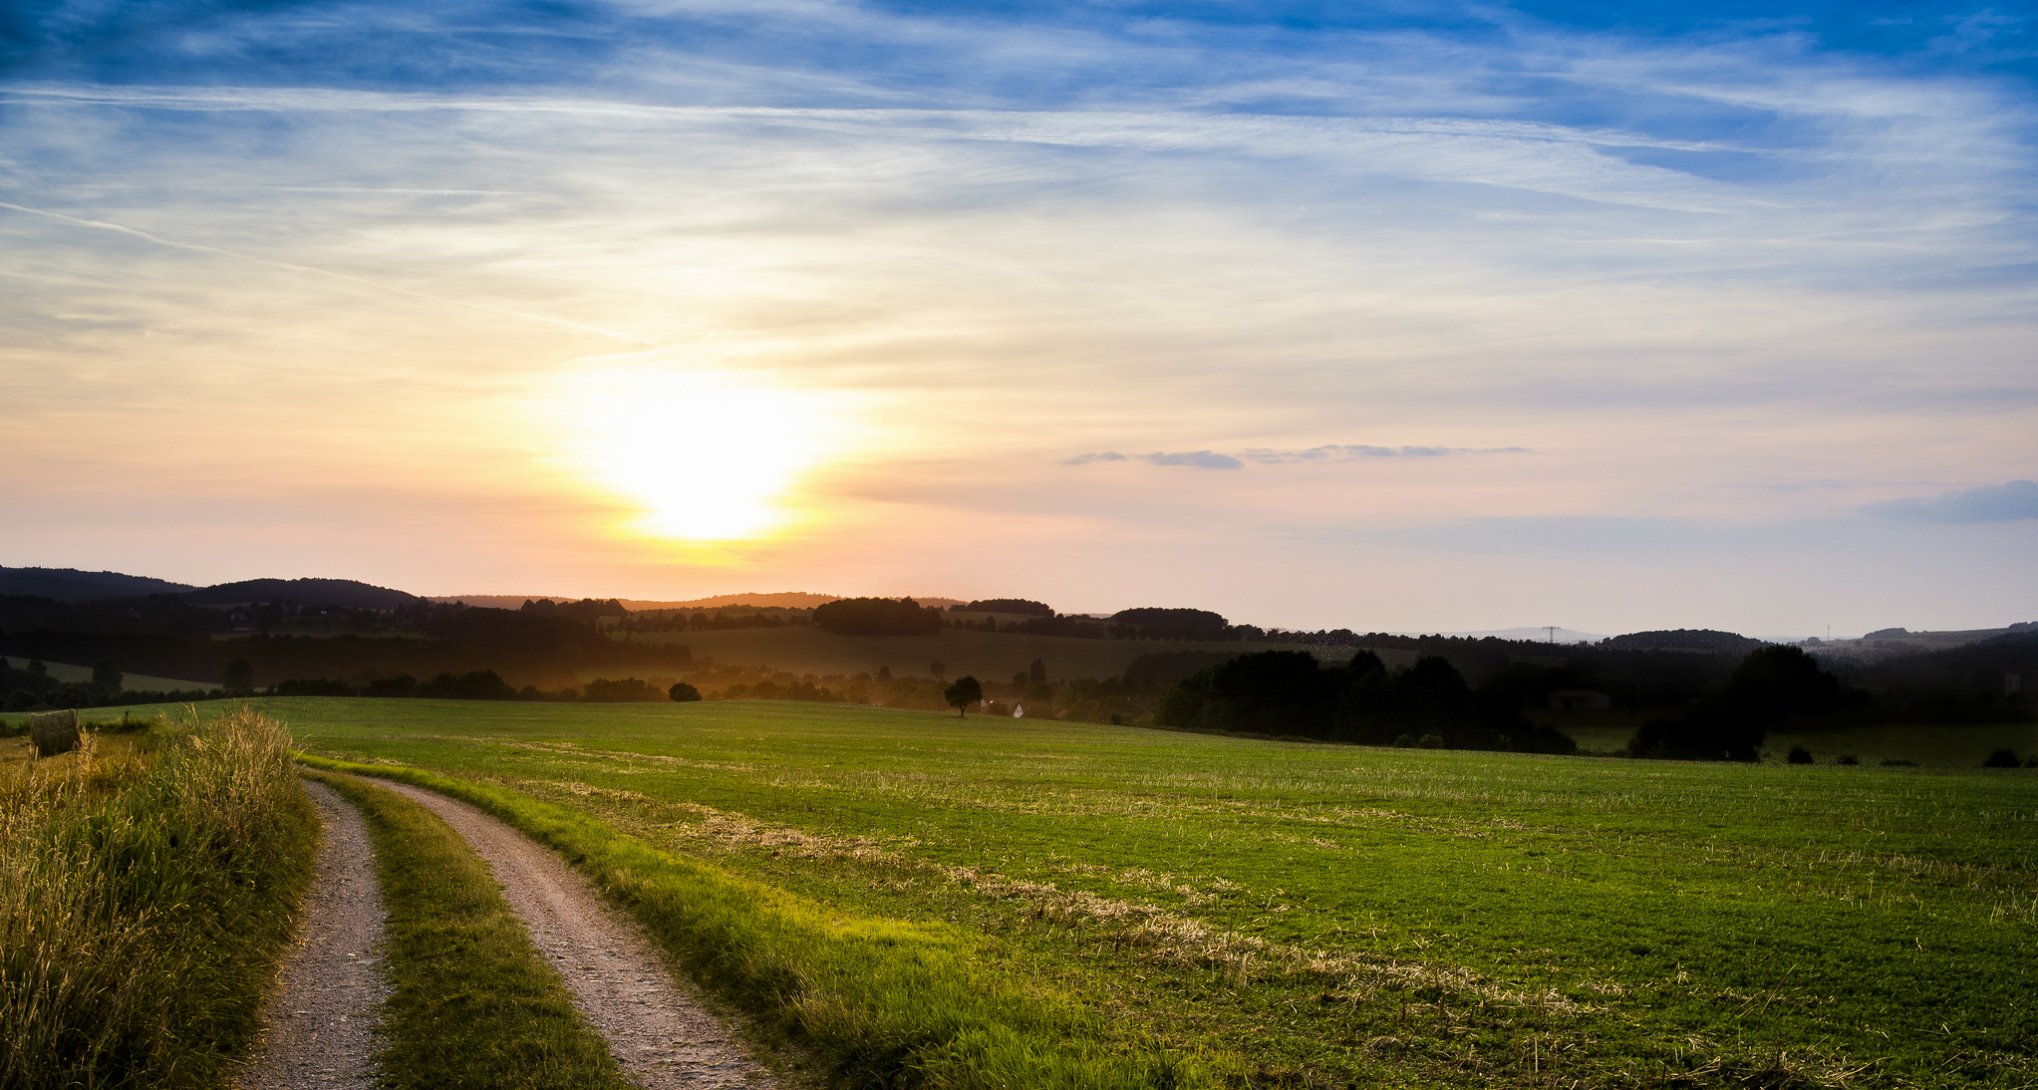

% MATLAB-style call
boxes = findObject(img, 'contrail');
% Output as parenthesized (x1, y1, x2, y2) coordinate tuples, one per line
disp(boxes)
(0, 200, 651, 345)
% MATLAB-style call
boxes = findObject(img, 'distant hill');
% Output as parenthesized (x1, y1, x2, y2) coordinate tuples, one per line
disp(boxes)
(185, 578, 420, 611)
(437, 592, 969, 612)
(439, 591, 844, 611)
(1598, 629, 1768, 654)
(0, 566, 195, 601)
(1863, 629, 2038, 688)
(1811, 622, 2038, 662)
(1427, 626, 1605, 645)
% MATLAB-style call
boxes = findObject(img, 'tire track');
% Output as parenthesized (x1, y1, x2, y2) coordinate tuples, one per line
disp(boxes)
(375, 780, 775, 1089)
(238, 779, 388, 1090)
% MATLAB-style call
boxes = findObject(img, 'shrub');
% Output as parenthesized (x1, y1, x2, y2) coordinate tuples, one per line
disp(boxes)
(1393, 733, 1416, 748)
(1417, 733, 1444, 749)
(669, 682, 703, 702)
(1787, 745, 1814, 765)
(1836, 754, 1860, 766)
(1982, 749, 2021, 769)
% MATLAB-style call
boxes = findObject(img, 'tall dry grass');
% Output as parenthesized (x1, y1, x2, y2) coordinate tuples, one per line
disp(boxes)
(0, 708, 317, 1090)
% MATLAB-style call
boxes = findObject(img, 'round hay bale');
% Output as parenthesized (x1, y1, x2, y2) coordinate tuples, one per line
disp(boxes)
(30, 709, 81, 757)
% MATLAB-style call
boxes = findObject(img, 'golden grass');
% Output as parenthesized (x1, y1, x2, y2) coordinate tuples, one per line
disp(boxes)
(0, 708, 317, 1090)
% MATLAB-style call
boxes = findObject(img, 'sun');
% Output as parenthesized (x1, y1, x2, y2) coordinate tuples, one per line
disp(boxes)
(557, 365, 842, 543)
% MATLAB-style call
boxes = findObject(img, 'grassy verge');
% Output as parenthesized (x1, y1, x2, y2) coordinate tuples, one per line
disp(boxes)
(299, 754, 1234, 1089)
(0, 708, 316, 1090)
(307, 771, 635, 1090)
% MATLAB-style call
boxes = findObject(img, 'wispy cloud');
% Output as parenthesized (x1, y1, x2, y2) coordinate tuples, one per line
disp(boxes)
(1864, 480, 2038, 523)
(1064, 451, 1244, 470)
(0, 199, 650, 344)
(1241, 444, 1530, 463)
(1066, 444, 1528, 469)
(2, 1, 2034, 631)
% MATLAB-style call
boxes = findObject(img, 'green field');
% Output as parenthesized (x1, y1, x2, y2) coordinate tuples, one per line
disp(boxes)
(27, 659, 213, 692)
(246, 698, 2038, 1087)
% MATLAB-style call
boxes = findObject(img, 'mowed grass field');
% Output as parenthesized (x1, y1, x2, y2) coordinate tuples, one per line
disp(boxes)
(237, 697, 2035, 1087)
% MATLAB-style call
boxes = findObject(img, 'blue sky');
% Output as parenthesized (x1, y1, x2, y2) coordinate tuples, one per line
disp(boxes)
(2, 1, 2034, 634)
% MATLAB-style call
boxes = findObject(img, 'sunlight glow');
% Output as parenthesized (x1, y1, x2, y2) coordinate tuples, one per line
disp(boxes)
(558, 364, 846, 543)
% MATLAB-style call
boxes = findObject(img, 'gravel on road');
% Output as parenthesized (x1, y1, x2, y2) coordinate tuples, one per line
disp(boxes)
(378, 779, 777, 1090)
(237, 778, 389, 1090)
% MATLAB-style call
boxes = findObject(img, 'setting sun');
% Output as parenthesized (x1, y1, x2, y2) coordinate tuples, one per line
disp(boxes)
(556, 365, 845, 543)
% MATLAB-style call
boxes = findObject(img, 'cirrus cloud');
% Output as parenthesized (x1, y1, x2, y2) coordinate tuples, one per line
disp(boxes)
(1864, 480, 2038, 524)
(1064, 444, 1530, 470)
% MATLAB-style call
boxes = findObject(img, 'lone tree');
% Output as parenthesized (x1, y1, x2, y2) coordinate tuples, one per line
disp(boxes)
(944, 675, 983, 717)
(222, 659, 256, 695)
(668, 681, 702, 702)
(90, 660, 122, 696)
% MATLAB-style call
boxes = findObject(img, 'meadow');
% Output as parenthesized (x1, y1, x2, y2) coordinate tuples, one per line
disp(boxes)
(26, 659, 213, 692)
(255, 696, 2036, 1088)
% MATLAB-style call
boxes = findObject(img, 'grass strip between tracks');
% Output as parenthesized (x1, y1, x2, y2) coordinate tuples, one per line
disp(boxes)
(299, 754, 1237, 1090)
(307, 770, 637, 1090)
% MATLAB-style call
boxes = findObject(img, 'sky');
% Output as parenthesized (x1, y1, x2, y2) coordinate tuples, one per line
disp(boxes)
(2, 1, 2035, 637)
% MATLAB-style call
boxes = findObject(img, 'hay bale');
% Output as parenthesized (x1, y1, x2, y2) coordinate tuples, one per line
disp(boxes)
(30, 709, 80, 757)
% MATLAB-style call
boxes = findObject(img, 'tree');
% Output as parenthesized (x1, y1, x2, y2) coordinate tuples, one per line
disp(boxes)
(944, 676, 982, 717)
(1726, 646, 1843, 724)
(222, 659, 255, 695)
(930, 660, 946, 681)
(580, 677, 666, 702)
(669, 681, 702, 702)
(1029, 658, 1047, 686)
(90, 660, 122, 695)
(812, 597, 943, 636)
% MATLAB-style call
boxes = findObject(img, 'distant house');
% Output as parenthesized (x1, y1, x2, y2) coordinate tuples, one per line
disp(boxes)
(1548, 689, 1611, 712)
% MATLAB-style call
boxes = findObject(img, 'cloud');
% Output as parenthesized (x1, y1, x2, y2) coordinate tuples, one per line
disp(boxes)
(1065, 444, 1527, 469)
(1241, 444, 1530, 463)
(1148, 451, 1244, 470)
(1864, 480, 2038, 524)
(1063, 450, 1242, 470)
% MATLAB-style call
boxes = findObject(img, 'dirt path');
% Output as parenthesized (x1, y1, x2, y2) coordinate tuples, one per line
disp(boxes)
(377, 780, 775, 1089)
(238, 779, 389, 1090)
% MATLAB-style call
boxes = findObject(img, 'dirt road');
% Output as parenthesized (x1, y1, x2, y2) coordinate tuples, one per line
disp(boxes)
(376, 780, 775, 1089)
(237, 779, 388, 1090)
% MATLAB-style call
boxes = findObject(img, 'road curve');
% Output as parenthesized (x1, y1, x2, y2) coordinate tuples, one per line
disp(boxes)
(376, 779, 775, 1090)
